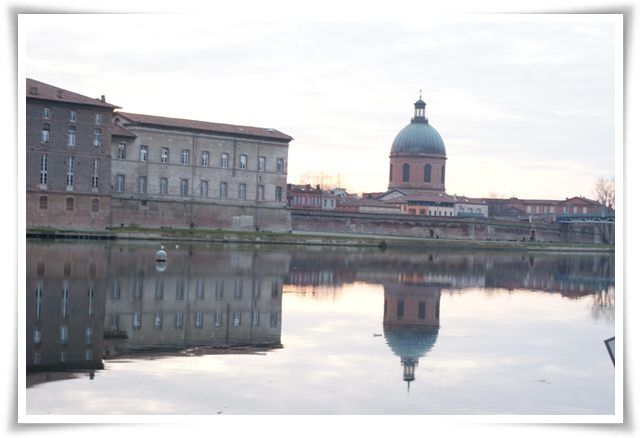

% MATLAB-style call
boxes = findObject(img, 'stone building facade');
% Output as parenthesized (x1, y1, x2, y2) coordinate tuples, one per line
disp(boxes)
(26, 78, 118, 230)
(109, 112, 293, 232)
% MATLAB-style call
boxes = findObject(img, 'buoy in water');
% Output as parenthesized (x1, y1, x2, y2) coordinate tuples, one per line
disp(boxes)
(156, 245, 167, 262)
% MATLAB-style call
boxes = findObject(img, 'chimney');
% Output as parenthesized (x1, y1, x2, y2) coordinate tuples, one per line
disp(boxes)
(57, 89, 64, 98)
(29, 86, 38, 95)
(101, 95, 105, 102)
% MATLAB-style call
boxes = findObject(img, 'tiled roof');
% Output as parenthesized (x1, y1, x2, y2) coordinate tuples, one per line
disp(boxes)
(399, 192, 456, 203)
(26, 78, 119, 108)
(117, 111, 293, 142)
(111, 123, 137, 138)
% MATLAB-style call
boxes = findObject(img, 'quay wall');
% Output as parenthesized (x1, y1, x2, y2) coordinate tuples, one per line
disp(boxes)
(291, 210, 612, 244)
(109, 197, 291, 233)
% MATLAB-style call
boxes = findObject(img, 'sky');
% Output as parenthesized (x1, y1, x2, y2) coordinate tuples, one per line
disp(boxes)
(21, 14, 618, 199)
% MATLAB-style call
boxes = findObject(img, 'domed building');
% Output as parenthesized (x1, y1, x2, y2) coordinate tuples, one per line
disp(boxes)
(383, 279, 441, 389)
(388, 97, 447, 193)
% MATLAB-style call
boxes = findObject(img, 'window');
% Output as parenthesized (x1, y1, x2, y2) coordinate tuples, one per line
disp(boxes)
(402, 163, 410, 182)
(85, 326, 93, 345)
(275, 186, 283, 202)
(94, 113, 102, 125)
(180, 179, 189, 196)
(111, 279, 121, 300)
(42, 108, 50, 119)
(91, 158, 100, 189)
(116, 174, 125, 192)
(39, 196, 48, 209)
(276, 158, 284, 173)
(423, 164, 431, 182)
(418, 301, 426, 319)
(220, 153, 229, 168)
(396, 300, 404, 319)
(161, 147, 169, 163)
(154, 312, 162, 330)
(195, 312, 204, 329)
(59, 326, 68, 345)
(200, 180, 209, 197)
(201, 151, 209, 167)
(181, 149, 190, 165)
(41, 125, 50, 144)
(138, 176, 147, 194)
(214, 311, 222, 327)
(133, 313, 142, 330)
(66, 156, 74, 188)
(118, 143, 126, 160)
(583, 206, 587, 214)
(441, 165, 445, 184)
(93, 129, 101, 146)
(155, 278, 164, 300)
(91, 198, 99, 212)
(234, 278, 243, 299)
(233, 311, 241, 327)
(219, 182, 227, 198)
(33, 328, 42, 345)
(39, 154, 48, 185)
(160, 177, 168, 195)
(257, 185, 265, 201)
(239, 154, 247, 169)
(140, 145, 148, 162)
(239, 183, 246, 200)
(258, 156, 266, 171)
(175, 312, 184, 329)
(67, 127, 77, 146)
(69, 110, 76, 122)
(389, 163, 393, 182)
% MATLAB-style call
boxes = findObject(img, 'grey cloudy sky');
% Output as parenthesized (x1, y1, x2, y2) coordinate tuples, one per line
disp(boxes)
(21, 14, 619, 199)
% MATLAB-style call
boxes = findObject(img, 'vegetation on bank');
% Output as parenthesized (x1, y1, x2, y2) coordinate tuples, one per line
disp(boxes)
(26, 225, 615, 253)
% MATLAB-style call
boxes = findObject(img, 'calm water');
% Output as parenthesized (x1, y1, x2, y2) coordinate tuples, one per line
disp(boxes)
(24, 240, 615, 415)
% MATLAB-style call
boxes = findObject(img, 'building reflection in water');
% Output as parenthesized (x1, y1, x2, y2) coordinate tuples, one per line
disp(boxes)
(25, 241, 289, 386)
(285, 249, 614, 388)
(382, 273, 442, 391)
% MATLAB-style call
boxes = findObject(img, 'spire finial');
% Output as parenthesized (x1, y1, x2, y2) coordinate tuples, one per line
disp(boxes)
(419, 89, 422, 99)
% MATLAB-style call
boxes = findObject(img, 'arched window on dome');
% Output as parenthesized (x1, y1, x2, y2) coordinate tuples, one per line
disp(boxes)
(423, 164, 431, 183)
(402, 163, 410, 182)
(441, 165, 445, 184)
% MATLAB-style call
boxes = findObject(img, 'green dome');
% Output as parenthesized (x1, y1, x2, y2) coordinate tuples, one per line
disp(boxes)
(383, 324, 439, 359)
(391, 121, 446, 156)
(391, 98, 446, 156)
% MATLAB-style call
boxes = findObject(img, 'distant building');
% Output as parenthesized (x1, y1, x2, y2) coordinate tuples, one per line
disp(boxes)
(485, 196, 612, 223)
(453, 196, 489, 217)
(388, 97, 447, 194)
(26, 78, 119, 230)
(288, 184, 338, 211)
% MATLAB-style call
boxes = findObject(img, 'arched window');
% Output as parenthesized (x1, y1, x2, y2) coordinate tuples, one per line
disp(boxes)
(66, 197, 74, 211)
(402, 163, 410, 182)
(423, 164, 432, 182)
(67, 126, 77, 146)
(389, 164, 393, 182)
(441, 165, 446, 184)
(91, 199, 99, 212)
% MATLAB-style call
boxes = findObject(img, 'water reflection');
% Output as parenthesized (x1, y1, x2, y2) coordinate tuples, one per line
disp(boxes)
(26, 241, 289, 386)
(383, 276, 442, 390)
(26, 241, 614, 396)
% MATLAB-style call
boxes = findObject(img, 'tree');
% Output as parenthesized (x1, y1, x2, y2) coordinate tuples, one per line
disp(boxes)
(298, 172, 344, 190)
(593, 177, 615, 209)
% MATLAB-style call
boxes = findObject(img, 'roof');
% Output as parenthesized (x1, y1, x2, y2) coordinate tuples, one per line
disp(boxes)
(26, 78, 119, 109)
(391, 121, 446, 156)
(117, 111, 293, 143)
(111, 123, 137, 138)
(398, 192, 456, 203)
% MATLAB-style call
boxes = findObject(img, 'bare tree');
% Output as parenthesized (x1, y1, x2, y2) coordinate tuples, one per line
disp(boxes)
(298, 172, 344, 190)
(593, 177, 615, 209)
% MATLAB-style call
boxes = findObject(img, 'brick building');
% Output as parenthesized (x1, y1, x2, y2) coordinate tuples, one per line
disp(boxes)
(486, 196, 613, 223)
(26, 78, 294, 233)
(26, 79, 118, 230)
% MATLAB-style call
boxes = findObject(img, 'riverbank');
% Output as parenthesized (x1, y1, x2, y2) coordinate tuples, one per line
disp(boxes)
(26, 226, 615, 252)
